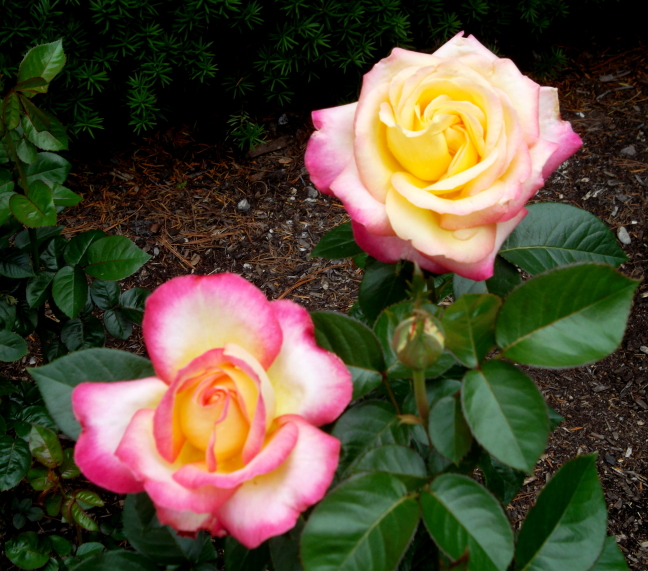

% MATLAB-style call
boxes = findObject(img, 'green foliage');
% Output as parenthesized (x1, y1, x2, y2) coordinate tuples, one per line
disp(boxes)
(1, 41, 150, 370)
(301, 200, 632, 570)
(0, 0, 599, 138)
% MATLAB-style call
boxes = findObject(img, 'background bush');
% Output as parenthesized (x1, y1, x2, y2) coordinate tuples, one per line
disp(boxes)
(0, 0, 625, 140)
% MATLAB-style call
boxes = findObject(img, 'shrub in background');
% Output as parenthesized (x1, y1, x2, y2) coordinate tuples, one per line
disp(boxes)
(0, 0, 620, 142)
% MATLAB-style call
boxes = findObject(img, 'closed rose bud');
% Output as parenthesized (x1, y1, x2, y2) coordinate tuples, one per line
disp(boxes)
(392, 311, 445, 371)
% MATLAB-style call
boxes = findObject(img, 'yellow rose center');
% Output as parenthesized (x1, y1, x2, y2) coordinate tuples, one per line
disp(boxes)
(176, 365, 257, 464)
(380, 87, 487, 186)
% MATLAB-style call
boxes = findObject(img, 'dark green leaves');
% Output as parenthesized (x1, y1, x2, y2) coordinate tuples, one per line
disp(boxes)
(70, 551, 158, 571)
(119, 287, 150, 325)
(516, 454, 606, 571)
(29, 425, 63, 468)
(123, 492, 210, 566)
(22, 112, 68, 151)
(359, 258, 409, 322)
(26, 152, 71, 185)
(590, 536, 629, 570)
(29, 348, 155, 439)
(18, 40, 66, 87)
(91, 279, 120, 309)
(10, 180, 56, 227)
(0, 330, 28, 362)
(499, 203, 627, 273)
(462, 362, 549, 473)
(429, 395, 472, 465)
(312, 312, 384, 399)
(442, 294, 501, 368)
(52, 266, 88, 318)
(311, 222, 363, 259)
(26, 271, 55, 308)
(3, 92, 21, 131)
(85, 235, 151, 280)
(302, 472, 420, 571)
(0, 436, 31, 490)
(0, 249, 34, 278)
(352, 445, 426, 478)
(332, 401, 408, 479)
(64, 230, 107, 266)
(61, 316, 105, 351)
(5, 531, 51, 570)
(104, 309, 133, 339)
(421, 475, 514, 571)
(496, 264, 638, 367)
(225, 538, 270, 571)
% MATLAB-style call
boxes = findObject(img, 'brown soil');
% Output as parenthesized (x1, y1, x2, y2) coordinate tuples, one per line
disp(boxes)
(3, 40, 648, 569)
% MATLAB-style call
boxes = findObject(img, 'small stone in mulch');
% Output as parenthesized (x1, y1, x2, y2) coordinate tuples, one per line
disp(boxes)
(620, 145, 637, 156)
(606, 454, 618, 466)
(617, 226, 632, 244)
(237, 198, 251, 211)
(306, 186, 319, 199)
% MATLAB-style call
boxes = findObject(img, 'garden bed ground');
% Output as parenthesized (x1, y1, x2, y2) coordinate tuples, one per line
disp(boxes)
(2, 39, 648, 570)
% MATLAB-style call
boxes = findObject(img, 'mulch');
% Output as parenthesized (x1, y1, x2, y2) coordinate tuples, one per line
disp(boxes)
(3, 38, 648, 570)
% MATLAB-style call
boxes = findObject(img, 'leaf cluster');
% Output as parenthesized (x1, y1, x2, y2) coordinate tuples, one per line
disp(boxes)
(1, 41, 151, 368)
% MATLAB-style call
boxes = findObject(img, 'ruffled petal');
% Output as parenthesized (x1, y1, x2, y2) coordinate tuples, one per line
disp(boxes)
(72, 378, 167, 494)
(266, 300, 352, 425)
(537, 87, 583, 177)
(352, 221, 448, 273)
(116, 409, 235, 514)
(305, 103, 358, 195)
(359, 47, 438, 99)
(329, 159, 393, 236)
(385, 187, 497, 264)
(355, 82, 402, 201)
(143, 274, 283, 383)
(173, 420, 298, 489)
(215, 416, 341, 549)
(431, 32, 498, 62)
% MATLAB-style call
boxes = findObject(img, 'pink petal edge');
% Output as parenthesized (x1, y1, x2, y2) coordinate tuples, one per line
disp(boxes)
(143, 274, 283, 383)
(72, 378, 167, 494)
(267, 299, 352, 425)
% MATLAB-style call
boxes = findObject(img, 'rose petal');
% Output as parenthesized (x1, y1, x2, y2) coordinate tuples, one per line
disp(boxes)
(117, 409, 235, 514)
(266, 300, 352, 425)
(215, 415, 341, 549)
(143, 274, 283, 383)
(352, 221, 447, 273)
(305, 103, 358, 195)
(432, 32, 498, 62)
(329, 158, 393, 236)
(360, 47, 438, 99)
(72, 378, 167, 494)
(354, 82, 402, 201)
(173, 420, 298, 489)
(386, 187, 497, 263)
(537, 87, 583, 177)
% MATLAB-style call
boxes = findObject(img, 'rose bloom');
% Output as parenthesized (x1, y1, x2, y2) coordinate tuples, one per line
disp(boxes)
(71, 274, 352, 548)
(305, 33, 582, 280)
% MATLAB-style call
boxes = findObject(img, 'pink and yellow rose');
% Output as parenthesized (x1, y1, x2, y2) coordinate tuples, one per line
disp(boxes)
(305, 33, 582, 280)
(71, 274, 352, 548)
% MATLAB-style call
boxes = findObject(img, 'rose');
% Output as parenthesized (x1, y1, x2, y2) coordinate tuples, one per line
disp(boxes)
(305, 32, 582, 280)
(71, 273, 352, 548)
